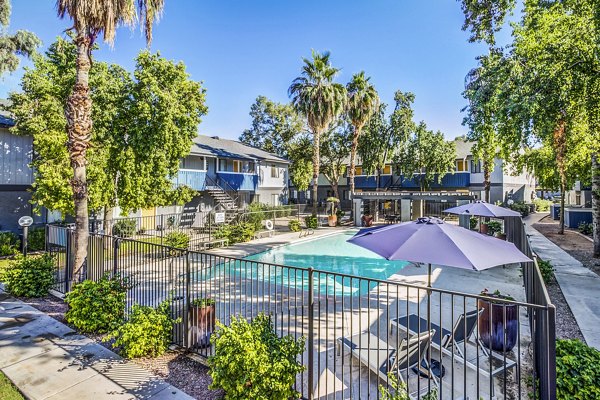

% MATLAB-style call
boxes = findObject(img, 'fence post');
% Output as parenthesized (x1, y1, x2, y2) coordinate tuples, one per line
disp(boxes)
(307, 267, 314, 400)
(65, 229, 73, 293)
(184, 250, 191, 348)
(545, 304, 557, 400)
(160, 214, 164, 246)
(113, 238, 120, 277)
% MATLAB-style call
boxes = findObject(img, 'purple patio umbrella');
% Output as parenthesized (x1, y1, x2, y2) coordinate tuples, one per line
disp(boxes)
(443, 200, 521, 234)
(348, 217, 531, 335)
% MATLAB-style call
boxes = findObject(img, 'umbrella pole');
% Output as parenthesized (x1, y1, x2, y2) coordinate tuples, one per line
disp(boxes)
(427, 263, 432, 381)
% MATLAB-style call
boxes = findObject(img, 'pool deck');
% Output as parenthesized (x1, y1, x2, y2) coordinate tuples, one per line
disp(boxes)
(196, 225, 532, 399)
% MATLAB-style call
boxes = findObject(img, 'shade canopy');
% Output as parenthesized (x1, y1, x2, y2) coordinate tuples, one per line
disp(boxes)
(348, 217, 531, 271)
(443, 201, 521, 218)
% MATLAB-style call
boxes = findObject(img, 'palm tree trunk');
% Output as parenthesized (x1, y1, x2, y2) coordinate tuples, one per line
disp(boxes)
(66, 34, 93, 280)
(312, 130, 321, 215)
(592, 152, 600, 257)
(553, 119, 567, 235)
(349, 126, 361, 197)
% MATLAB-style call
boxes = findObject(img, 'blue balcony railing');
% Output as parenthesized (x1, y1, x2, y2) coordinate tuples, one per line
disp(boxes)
(396, 172, 470, 189)
(174, 170, 207, 191)
(353, 175, 393, 189)
(217, 172, 258, 191)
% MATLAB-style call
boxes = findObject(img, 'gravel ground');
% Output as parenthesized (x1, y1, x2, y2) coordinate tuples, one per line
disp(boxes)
(16, 295, 223, 400)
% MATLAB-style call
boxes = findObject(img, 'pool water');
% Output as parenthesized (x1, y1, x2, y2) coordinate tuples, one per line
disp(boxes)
(240, 231, 409, 295)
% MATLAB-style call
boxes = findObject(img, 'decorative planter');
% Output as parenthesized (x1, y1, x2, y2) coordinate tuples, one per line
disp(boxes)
(327, 215, 337, 227)
(189, 303, 216, 348)
(494, 233, 507, 240)
(477, 298, 518, 352)
(480, 223, 489, 235)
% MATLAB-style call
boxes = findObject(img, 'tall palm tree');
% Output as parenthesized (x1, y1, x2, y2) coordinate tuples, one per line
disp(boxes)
(57, 0, 164, 278)
(346, 72, 379, 199)
(289, 50, 346, 213)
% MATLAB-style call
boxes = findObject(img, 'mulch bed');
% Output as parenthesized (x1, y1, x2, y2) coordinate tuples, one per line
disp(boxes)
(16, 294, 223, 400)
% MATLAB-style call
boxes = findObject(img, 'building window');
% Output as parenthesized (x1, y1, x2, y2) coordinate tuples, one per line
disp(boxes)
(470, 160, 482, 173)
(180, 156, 206, 171)
(456, 160, 468, 172)
(218, 159, 255, 173)
(271, 194, 279, 206)
(382, 165, 392, 175)
(355, 166, 363, 175)
(271, 164, 279, 178)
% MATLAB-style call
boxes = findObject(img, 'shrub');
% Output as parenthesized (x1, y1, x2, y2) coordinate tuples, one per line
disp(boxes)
(112, 219, 137, 238)
(304, 215, 318, 229)
(469, 217, 478, 230)
(508, 201, 530, 217)
(0, 231, 20, 256)
(1, 254, 55, 297)
(164, 231, 190, 250)
(485, 220, 502, 236)
(556, 339, 600, 400)
(380, 372, 437, 400)
(288, 220, 301, 232)
(104, 300, 177, 358)
(214, 222, 256, 244)
(533, 198, 552, 212)
(65, 275, 127, 333)
(537, 259, 554, 284)
(336, 209, 345, 225)
(578, 222, 593, 236)
(27, 227, 46, 251)
(209, 313, 305, 400)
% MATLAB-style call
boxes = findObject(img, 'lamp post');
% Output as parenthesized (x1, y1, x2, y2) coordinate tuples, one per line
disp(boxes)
(18, 216, 34, 257)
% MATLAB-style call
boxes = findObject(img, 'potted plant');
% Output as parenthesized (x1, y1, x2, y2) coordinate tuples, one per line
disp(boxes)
(326, 197, 340, 227)
(189, 297, 216, 348)
(484, 220, 502, 236)
(478, 289, 518, 352)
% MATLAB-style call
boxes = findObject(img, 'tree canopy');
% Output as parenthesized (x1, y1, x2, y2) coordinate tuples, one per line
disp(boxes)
(0, 0, 40, 75)
(7, 37, 207, 216)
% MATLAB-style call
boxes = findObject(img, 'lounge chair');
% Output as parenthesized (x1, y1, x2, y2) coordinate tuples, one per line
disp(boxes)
(337, 329, 438, 395)
(389, 310, 517, 381)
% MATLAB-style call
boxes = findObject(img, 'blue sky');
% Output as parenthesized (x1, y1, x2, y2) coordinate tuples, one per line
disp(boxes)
(2, 1, 505, 140)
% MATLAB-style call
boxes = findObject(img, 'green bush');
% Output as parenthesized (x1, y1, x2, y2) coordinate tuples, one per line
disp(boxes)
(164, 231, 190, 250)
(470, 217, 478, 230)
(214, 222, 256, 244)
(380, 372, 437, 400)
(485, 220, 502, 236)
(556, 339, 600, 400)
(65, 275, 127, 333)
(578, 222, 593, 236)
(304, 215, 318, 229)
(104, 300, 177, 358)
(537, 259, 554, 284)
(533, 198, 552, 212)
(508, 201, 530, 217)
(288, 220, 301, 232)
(209, 313, 305, 400)
(112, 219, 137, 238)
(0, 231, 20, 256)
(336, 209, 345, 225)
(27, 227, 46, 251)
(1, 254, 55, 297)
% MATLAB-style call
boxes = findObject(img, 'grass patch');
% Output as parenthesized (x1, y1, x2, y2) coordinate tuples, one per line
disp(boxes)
(0, 372, 24, 400)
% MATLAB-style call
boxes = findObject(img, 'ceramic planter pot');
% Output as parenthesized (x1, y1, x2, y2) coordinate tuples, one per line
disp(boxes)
(190, 303, 216, 348)
(327, 215, 337, 227)
(480, 223, 489, 235)
(494, 232, 507, 240)
(477, 298, 518, 352)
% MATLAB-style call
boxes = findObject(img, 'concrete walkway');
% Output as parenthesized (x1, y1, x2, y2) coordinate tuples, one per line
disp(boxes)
(524, 213, 600, 350)
(0, 290, 193, 400)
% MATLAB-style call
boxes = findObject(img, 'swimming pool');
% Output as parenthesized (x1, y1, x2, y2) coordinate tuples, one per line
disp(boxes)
(242, 230, 409, 295)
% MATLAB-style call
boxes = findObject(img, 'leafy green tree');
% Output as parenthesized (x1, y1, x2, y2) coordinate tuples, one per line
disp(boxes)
(395, 122, 456, 192)
(55, 0, 165, 277)
(320, 120, 351, 200)
(8, 38, 206, 231)
(459, 0, 516, 46)
(289, 50, 346, 212)
(346, 71, 379, 198)
(0, 0, 40, 76)
(238, 96, 312, 193)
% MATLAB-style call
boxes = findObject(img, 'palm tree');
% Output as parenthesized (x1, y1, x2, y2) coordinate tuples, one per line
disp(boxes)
(289, 50, 346, 213)
(57, 0, 164, 278)
(346, 72, 379, 199)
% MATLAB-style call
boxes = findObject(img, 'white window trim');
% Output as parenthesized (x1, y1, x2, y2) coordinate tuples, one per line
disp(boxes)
(180, 156, 207, 172)
(216, 158, 257, 174)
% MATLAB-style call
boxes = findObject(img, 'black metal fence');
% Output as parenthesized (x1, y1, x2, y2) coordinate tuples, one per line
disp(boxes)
(46, 224, 555, 399)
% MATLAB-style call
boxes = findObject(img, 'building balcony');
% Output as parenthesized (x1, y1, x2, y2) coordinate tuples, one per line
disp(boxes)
(174, 169, 207, 191)
(395, 172, 471, 189)
(217, 172, 258, 191)
(352, 175, 393, 190)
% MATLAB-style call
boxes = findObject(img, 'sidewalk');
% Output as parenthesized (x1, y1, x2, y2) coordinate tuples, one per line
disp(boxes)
(0, 290, 193, 400)
(524, 213, 600, 350)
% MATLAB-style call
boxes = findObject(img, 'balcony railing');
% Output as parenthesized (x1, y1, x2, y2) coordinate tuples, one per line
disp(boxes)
(396, 172, 471, 189)
(174, 169, 207, 191)
(352, 175, 393, 189)
(217, 171, 258, 191)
